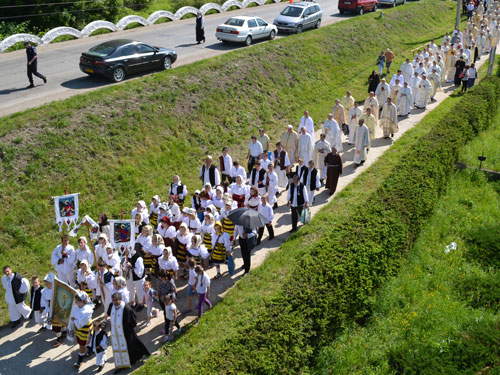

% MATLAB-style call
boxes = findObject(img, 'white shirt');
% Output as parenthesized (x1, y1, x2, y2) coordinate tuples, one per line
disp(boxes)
(165, 303, 177, 320)
(286, 183, 309, 207)
(41, 287, 53, 312)
(229, 165, 247, 180)
(76, 248, 95, 267)
(195, 272, 211, 294)
(168, 182, 188, 199)
(157, 224, 177, 240)
(248, 141, 264, 157)
(2, 274, 30, 304)
(104, 252, 121, 274)
(266, 171, 278, 188)
(51, 244, 76, 275)
(299, 116, 315, 138)
(199, 164, 221, 186)
(258, 203, 274, 224)
(123, 252, 145, 279)
(188, 269, 197, 286)
(77, 269, 97, 289)
(158, 255, 179, 272)
(219, 154, 233, 175)
(389, 74, 405, 87)
(303, 168, 321, 190)
(72, 303, 93, 329)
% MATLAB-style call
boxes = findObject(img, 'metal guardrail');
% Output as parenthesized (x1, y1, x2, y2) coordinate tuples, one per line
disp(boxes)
(0, 0, 282, 52)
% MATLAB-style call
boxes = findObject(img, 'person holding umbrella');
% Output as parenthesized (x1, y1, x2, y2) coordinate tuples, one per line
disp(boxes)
(234, 226, 257, 275)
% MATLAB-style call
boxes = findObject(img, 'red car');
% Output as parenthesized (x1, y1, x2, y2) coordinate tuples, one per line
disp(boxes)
(338, 0, 378, 15)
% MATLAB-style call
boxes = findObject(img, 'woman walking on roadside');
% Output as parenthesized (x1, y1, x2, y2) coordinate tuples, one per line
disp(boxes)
(461, 65, 470, 93)
(194, 265, 212, 327)
(376, 52, 385, 76)
(196, 12, 205, 44)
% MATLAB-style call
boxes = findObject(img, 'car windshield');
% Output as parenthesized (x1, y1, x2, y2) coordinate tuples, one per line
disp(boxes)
(280, 6, 303, 17)
(224, 18, 245, 26)
(88, 43, 117, 57)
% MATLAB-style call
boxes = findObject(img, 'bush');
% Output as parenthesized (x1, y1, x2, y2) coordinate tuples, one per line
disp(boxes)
(466, 224, 500, 269)
(172, 76, 500, 374)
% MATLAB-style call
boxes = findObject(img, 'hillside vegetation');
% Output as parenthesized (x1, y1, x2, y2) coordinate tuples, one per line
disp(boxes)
(314, 99, 500, 375)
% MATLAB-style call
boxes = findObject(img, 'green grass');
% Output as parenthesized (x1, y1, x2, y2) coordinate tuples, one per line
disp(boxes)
(312, 109, 500, 375)
(0, 1, 458, 332)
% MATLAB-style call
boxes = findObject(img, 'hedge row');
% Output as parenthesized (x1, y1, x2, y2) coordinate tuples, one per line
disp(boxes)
(173, 78, 500, 373)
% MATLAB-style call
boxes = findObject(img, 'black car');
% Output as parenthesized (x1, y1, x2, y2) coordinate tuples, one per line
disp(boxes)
(79, 39, 177, 82)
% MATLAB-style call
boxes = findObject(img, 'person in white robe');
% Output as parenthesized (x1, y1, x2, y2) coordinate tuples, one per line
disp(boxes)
(414, 74, 432, 109)
(409, 72, 421, 105)
(391, 80, 403, 106)
(375, 79, 390, 109)
(280, 125, 298, 164)
(415, 62, 427, 77)
(477, 32, 487, 55)
(353, 119, 370, 166)
(445, 50, 457, 82)
(298, 111, 315, 143)
(360, 107, 377, 141)
(340, 91, 355, 122)
(400, 59, 414, 83)
(364, 92, 379, 121)
(380, 98, 398, 138)
(428, 68, 441, 101)
(271, 142, 291, 189)
(347, 102, 363, 144)
(2, 266, 31, 327)
(437, 56, 446, 83)
(265, 164, 279, 207)
(332, 99, 346, 126)
(397, 82, 413, 117)
(389, 70, 405, 87)
(51, 235, 76, 287)
(313, 133, 331, 181)
(322, 113, 343, 152)
(297, 127, 314, 163)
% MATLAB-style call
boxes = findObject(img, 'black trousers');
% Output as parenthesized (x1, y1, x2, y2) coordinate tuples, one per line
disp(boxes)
(221, 173, 230, 183)
(291, 205, 304, 230)
(27, 63, 45, 84)
(248, 156, 258, 173)
(257, 224, 274, 242)
(239, 236, 256, 274)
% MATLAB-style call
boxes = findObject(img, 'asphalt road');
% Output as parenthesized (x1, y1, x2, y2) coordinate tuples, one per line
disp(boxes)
(0, 0, 353, 117)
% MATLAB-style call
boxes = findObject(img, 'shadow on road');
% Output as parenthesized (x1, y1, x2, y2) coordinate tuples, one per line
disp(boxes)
(61, 76, 111, 90)
(204, 42, 245, 51)
(175, 43, 200, 48)
(0, 87, 29, 95)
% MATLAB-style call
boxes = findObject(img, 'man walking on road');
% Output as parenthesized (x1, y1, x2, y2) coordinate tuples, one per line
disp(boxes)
(25, 41, 47, 88)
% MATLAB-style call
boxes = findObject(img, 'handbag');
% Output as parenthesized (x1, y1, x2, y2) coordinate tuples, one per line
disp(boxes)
(300, 207, 311, 225)
(341, 123, 349, 136)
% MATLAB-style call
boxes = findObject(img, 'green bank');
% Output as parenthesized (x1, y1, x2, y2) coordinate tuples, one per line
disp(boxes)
(313, 81, 500, 375)
(0, 0, 457, 325)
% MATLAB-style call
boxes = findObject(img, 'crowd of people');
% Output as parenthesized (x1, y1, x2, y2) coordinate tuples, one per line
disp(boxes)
(2, 1, 499, 373)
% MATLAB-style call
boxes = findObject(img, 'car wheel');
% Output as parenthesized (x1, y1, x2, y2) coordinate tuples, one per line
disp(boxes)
(245, 35, 252, 46)
(373, 3, 377, 11)
(112, 66, 125, 82)
(162, 56, 172, 70)
(269, 30, 276, 40)
(296, 25, 303, 34)
(358, 7, 364, 15)
(392, 1, 396, 6)
(315, 19, 321, 28)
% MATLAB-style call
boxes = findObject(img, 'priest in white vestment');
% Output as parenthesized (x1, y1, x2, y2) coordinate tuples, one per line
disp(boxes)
(428, 68, 441, 101)
(360, 107, 377, 141)
(375, 79, 390, 109)
(400, 59, 414, 83)
(347, 102, 363, 145)
(389, 70, 405, 87)
(322, 113, 343, 152)
(409, 72, 421, 105)
(414, 74, 432, 109)
(364, 92, 379, 121)
(297, 127, 314, 164)
(397, 82, 413, 117)
(340, 91, 355, 122)
(298, 111, 315, 143)
(332, 99, 346, 125)
(391, 80, 403, 106)
(353, 119, 370, 166)
(313, 133, 331, 180)
(380, 98, 398, 139)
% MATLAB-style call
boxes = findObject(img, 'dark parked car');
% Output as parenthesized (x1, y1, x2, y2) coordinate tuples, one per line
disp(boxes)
(79, 39, 177, 82)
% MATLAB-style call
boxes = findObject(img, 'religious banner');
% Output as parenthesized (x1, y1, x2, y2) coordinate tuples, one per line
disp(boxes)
(109, 220, 136, 255)
(68, 215, 100, 240)
(53, 193, 79, 232)
(51, 278, 77, 327)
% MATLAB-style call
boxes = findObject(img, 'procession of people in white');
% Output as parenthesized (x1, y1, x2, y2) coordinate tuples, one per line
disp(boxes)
(2, 1, 499, 372)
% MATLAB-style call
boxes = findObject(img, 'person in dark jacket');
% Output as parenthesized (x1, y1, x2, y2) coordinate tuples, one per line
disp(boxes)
(30, 276, 45, 332)
(368, 70, 380, 93)
(196, 12, 205, 44)
(24, 41, 47, 88)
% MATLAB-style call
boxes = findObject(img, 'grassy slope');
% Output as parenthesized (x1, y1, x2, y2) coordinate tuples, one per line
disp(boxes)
(0, 0, 457, 326)
(313, 89, 500, 374)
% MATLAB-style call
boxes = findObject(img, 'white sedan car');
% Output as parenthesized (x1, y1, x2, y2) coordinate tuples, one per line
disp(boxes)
(215, 16, 277, 46)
